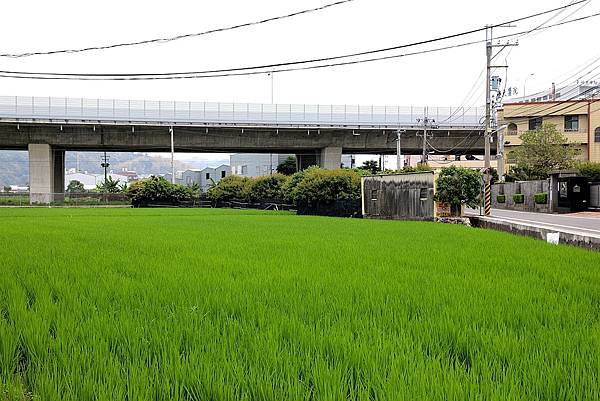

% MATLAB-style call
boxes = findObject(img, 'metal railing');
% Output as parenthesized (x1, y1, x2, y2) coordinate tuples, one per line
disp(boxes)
(0, 192, 130, 207)
(0, 95, 485, 127)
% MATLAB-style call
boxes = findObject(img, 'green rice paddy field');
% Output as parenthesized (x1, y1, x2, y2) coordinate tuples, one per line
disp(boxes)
(0, 208, 599, 400)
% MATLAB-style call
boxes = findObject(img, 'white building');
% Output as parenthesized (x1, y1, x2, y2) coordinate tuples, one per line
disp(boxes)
(65, 172, 129, 190)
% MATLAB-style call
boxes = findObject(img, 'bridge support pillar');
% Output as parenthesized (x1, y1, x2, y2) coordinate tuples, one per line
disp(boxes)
(28, 144, 65, 204)
(319, 146, 342, 170)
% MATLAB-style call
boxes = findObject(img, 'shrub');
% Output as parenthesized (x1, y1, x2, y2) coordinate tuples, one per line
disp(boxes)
(534, 192, 548, 204)
(291, 167, 361, 205)
(207, 175, 249, 202)
(246, 174, 290, 201)
(513, 193, 525, 204)
(126, 176, 193, 206)
(496, 194, 506, 203)
(281, 169, 308, 203)
(433, 167, 482, 215)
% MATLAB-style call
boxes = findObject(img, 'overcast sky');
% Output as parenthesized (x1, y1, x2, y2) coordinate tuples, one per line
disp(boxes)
(1, 0, 599, 164)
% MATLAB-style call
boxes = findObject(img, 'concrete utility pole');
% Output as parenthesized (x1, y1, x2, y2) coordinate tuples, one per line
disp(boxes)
(269, 71, 274, 175)
(484, 25, 517, 215)
(484, 26, 492, 216)
(169, 126, 175, 184)
(418, 107, 436, 165)
(101, 152, 110, 185)
(396, 130, 403, 170)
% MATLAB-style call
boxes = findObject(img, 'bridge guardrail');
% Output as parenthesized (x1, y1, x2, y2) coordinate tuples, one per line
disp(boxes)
(0, 96, 485, 127)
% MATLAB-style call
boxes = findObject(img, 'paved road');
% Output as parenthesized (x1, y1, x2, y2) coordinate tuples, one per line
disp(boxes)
(467, 208, 600, 237)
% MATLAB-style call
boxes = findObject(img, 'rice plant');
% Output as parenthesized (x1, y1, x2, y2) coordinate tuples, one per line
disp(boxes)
(0, 208, 598, 400)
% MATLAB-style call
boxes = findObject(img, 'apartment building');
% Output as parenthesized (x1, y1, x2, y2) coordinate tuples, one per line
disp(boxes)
(499, 83, 600, 164)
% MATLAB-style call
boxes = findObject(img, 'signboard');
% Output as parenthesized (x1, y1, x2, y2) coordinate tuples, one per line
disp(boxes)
(435, 202, 452, 218)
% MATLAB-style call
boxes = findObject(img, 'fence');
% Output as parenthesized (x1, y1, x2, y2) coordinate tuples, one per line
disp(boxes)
(361, 172, 435, 220)
(0, 192, 130, 207)
(0, 96, 485, 127)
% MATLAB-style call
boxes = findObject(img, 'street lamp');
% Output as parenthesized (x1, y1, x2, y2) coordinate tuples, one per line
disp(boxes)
(523, 73, 535, 99)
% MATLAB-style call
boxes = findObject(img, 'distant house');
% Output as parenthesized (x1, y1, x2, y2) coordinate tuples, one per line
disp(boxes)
(230, 154, 294, 177)
(181, 165, 230, 192)
(230, 153, 354, 176)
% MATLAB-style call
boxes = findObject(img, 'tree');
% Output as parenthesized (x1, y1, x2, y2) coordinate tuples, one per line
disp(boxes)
(361, 160, 380, 174)
(577, 161, 600, 182)
(511, 123, 579, 180)
(126, 176, 194, 206)
(276, 157, 297, 175)
(246, 173, 290, 201)
(434, 166, 482, 215)
(207, 175, 249, 202)
(2, 185, 10, 193)
(504, 165, 535, 183)
(66, 180, 85, 193)
(96, 176, 125, 193)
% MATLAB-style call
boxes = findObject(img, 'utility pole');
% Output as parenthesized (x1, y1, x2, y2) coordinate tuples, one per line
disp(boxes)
(396, 130, 404, 170)
(169, 126, 175, 184)
(418, 107, 436, 165)
(484, 25, 493, 216)
(101, 152, 110, 186)
(269, 71, 274, 175)
(484, 25, 517, 215)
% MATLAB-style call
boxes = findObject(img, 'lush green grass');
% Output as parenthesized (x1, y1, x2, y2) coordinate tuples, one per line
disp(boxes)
(0, 208, 599, 400)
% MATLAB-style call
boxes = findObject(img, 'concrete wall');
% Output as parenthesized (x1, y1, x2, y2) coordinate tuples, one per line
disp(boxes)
(492, 180, 550, 213)
(470, 216, 600, 252)
(362, 172, 435, 220)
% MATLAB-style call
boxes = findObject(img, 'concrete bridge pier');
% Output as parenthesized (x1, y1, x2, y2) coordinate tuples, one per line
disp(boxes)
(320, 146, 343, 170)
(28, 144, 64, 204)
(296, 146, 343, 171)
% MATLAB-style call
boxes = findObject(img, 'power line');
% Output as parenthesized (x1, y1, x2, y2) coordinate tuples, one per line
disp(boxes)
(0, 2, 594, 81)
(0, 0, 357, 58)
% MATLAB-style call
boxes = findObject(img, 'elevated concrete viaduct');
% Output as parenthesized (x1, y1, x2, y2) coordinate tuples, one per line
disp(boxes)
(0, 96, 490, 203)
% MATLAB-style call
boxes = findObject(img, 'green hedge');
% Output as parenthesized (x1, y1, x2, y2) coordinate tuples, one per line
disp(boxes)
(496, 194, 506, 203)
(534, 192, 548, 204)
(513, 193, 524, 204)
(208, 167, 362, 205)
(126, 176, 195, 206)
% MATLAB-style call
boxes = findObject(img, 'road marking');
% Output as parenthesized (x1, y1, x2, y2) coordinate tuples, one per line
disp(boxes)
(491, 208, 600, 222)
(489, 216, 600, 236)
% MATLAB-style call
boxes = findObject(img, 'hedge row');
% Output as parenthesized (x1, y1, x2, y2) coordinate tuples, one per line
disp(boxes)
(208, 167, 361, 205)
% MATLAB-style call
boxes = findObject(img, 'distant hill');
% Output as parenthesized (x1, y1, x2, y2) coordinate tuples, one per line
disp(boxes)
(0, 151, 211, 187)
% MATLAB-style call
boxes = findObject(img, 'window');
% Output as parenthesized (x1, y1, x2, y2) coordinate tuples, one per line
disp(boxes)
(205, 173, 210, 180)
(221, 171, 226, 178)
(370, 190, 378, 201)
(564, 116, 579, 132)
(507, 123, 518, 136)
(241, 165, 248, 175)
(419, 188, 429, 200)
(595, 127, 600, 143)
(528, 117, 543, 130)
